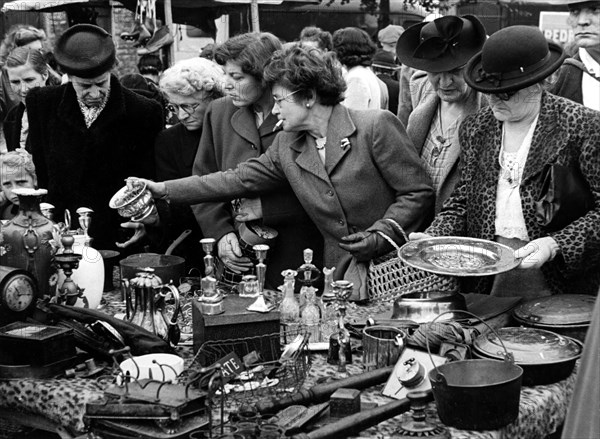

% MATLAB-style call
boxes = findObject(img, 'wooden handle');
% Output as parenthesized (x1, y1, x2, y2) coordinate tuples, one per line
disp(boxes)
(256, 366, 394, 414)
(292, 391, 432, 439)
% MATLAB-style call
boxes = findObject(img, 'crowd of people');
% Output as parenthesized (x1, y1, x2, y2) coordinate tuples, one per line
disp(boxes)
(0, 1, 598, 302)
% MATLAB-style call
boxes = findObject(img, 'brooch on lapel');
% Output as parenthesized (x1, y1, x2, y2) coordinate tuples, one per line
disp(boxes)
(340, 138, 351, 150)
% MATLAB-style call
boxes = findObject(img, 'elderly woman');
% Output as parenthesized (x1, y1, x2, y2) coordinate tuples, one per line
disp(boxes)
(119, 58, 225, 266)
(412, 26, 600, 298)
(3, 48, 51, 151)
(332, 27, 388, 110)
(194, 32, 323, 291)
(134, 45, 434, 300)
(396, 15, 487, 213)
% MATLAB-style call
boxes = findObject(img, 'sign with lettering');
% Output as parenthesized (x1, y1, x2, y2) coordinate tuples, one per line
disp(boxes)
(539, 12, 574, 45)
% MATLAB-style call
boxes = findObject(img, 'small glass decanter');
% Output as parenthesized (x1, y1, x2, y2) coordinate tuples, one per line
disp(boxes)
(301, 286, 321, 343)
(297, 248, 320, 312)
(279, 269, 300, 324)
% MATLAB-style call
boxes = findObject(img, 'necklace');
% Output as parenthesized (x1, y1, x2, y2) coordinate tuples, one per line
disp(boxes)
(315, 137, 327, 150)
(432, 105, 459, 158)
(498, 118, 538, 189)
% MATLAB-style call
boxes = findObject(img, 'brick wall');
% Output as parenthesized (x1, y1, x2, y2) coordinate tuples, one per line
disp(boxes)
(111, 2, 138, 77)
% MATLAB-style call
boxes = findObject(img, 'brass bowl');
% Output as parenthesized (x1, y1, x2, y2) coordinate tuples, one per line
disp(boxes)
(109, 182, 155, 222)
(391, 291, 467, 324)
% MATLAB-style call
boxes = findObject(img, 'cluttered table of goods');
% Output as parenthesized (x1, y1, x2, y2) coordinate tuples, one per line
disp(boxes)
(0, 266, 590, 439)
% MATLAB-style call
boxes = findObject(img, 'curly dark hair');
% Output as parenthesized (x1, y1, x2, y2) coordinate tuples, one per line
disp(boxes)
(263, 44, 346, 106)
(214, 32, 282, 82)
(332, 27, 377, 68)
(299, 26, 333, 52)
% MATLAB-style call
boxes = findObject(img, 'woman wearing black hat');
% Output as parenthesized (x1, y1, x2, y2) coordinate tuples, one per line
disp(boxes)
(412, 25, 600, 299)
(396, 15, 487, 214)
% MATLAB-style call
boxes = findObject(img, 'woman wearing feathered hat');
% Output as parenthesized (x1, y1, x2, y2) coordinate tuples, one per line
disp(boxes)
(396, 14, 486, 213)
(411, 25, 600, 299)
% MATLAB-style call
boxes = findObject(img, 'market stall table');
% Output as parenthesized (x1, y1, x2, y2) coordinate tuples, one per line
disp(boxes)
(0, 295, 577, 439)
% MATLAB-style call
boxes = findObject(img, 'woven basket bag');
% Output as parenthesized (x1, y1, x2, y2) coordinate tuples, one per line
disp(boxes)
(368, 219, 458, 302)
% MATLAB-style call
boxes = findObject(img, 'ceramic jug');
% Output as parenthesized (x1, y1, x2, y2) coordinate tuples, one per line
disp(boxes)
(122, 268, 181, 345)
(56, 234, 104, 309)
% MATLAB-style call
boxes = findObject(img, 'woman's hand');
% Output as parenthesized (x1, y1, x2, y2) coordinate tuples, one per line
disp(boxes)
(116, 222, 147, 248)
(339, 231, 385, 262)
(234, 198, 263, 222)
(515, 237, 560, 269)
(218, 232, 253, 273)
(125, 177, 168, 200)
(408, 232, 433, 241)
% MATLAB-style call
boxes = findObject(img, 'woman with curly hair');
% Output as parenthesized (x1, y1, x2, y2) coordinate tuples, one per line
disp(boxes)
(118, 57, 224, 269)
(333, 27, 388, 110)
(130, 45, 433, 300)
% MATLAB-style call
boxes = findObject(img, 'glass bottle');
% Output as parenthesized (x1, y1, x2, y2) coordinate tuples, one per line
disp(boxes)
(301, 286, 321, 343)
(297, 248, 320, 312)
(278, 269, 300, 324)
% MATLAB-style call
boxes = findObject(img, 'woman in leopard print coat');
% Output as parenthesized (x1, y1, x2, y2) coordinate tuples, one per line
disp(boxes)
(419, 26, 600, 297)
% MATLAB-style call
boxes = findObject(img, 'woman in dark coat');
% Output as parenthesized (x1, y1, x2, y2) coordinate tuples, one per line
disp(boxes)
(193, 32, 323, 291)
(130, 45, 434, 301)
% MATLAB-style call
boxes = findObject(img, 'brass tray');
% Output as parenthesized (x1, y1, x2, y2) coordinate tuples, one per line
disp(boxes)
(399, 237, 520, 277)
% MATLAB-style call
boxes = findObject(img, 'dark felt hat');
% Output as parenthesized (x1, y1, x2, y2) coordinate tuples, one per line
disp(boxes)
(372, 50, 401, 70)
(464, 25, 566, 94)
(55, 24, 116, 78)
(395, 15, 486, 73)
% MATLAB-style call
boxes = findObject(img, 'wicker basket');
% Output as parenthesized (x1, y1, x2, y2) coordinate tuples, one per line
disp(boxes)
(368, 220, 458, 302)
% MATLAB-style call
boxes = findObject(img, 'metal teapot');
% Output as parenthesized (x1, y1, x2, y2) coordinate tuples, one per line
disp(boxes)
(122, 268, 181, 345)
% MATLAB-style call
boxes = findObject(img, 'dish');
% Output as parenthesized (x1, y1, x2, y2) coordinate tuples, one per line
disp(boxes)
(399, 237, 520, 277)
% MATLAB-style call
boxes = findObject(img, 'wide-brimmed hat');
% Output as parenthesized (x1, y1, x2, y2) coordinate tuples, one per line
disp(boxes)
(55, 24, 116, 78)
(465, 25, 566, 94)
(396, 15, 486, 73)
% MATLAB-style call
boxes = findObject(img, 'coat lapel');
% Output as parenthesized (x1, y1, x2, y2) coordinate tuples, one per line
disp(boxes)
(289, 132, 330, 183)
(522, 93, 563, 184)
(231, 106, 262, 151)
(325, 105, 357, 174)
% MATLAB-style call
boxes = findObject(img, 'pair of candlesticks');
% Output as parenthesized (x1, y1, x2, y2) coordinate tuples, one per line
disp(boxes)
(197, 238, 271, 314)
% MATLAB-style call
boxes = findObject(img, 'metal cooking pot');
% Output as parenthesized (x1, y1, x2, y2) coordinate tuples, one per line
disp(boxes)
(473, 326, 582, 386)
(513, 294, 595, 342)
(120, 253, 185, 286)
(426, 311, 523, 431)
(391, 291, 466, 323)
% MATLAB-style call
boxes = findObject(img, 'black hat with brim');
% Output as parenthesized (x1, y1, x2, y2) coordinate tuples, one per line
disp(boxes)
(396, 15, 486, 73)
(464, 25, 566, 94)
(55, 24, 116, 78)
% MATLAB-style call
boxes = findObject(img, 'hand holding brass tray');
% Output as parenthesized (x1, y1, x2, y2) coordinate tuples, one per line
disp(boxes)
(399, 236, 520, 276)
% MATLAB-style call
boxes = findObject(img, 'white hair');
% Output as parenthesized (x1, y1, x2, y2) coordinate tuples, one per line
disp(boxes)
(159, 57, 225, 97)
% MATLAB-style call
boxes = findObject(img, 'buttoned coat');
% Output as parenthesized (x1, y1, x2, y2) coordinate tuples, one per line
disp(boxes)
(407, 75, 485, 213)
(426, 92, 600, 296)
(26, 75, 163, 251)
(166, 104, 434, 280)
(193, 97, 323, 288)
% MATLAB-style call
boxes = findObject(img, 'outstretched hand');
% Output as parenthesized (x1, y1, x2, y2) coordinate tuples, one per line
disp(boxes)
(515, 237, 560, 269)
(125, 177, 168, 200)
(116, 222, 147, 249)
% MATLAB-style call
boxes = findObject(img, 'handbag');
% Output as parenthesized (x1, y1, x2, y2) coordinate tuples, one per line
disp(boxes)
(535, 163, 594, 232)
(367, 219, 458, 302)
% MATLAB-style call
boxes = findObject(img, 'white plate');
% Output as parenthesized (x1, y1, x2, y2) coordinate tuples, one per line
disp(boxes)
(307, 342, 329, 351)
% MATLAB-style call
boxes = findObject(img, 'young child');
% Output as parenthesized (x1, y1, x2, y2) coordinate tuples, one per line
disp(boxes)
(0, 148, 37, 220)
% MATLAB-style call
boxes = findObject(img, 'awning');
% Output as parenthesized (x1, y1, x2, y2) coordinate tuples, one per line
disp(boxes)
(1, 0, 95, 12)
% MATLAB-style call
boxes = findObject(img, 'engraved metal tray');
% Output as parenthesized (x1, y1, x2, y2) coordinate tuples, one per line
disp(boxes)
(399, 236, 520, 277)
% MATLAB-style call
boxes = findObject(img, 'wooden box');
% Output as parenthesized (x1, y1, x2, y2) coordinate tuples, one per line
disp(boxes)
(330, 388, 361, 418)
(0, 322, 76, 366)
(192, 295, 281, 365)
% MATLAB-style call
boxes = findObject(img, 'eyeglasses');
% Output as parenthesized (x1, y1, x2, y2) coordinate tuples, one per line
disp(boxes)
(166, 102, 201, 116)
(492, 90, 518, 101)
(272, 89, 301, 105)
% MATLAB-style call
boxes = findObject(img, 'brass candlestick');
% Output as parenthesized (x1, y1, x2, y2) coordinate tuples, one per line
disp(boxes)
(248, 244, 271, 312)
(200, 238, 216, 277)
(54, 235, 87, 307)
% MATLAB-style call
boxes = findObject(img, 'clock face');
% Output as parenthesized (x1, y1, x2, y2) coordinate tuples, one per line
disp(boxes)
(3, 275, 35, 312)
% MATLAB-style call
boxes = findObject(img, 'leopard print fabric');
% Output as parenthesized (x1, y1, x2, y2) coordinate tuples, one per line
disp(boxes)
(427, 92, 600, 295)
